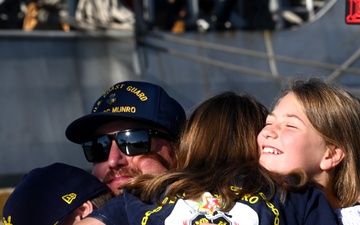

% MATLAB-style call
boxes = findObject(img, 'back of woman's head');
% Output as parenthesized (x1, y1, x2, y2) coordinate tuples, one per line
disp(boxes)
(278, 78, 360, 206)
(159, 91, 271, 207)
(177, 91, 268, 172)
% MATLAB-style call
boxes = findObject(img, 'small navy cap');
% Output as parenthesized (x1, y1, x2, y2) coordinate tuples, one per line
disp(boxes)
(65, 81, 186, 144)
(2, 163, 109, 225)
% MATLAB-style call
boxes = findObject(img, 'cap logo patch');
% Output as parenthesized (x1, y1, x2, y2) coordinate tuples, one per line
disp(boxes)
(2, 216, 12, 225)
(106, 93, 117, 105)
(62, 193, 77, 204)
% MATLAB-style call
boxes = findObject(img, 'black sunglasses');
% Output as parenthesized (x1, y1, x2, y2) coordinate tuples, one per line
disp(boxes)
(81, 128, 175, 163)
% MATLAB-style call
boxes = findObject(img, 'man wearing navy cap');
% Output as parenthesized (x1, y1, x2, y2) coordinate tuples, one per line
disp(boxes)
(65, 81, 186, 195)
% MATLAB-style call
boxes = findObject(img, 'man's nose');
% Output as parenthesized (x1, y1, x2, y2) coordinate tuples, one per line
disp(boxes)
(107, 140, 129, 169)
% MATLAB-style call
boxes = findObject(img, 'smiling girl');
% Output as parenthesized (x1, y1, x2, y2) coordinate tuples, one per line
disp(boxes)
(257, 78, 360, 224)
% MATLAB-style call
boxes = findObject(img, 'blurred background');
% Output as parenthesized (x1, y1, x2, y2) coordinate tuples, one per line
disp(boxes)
(0, 0, 360, 189)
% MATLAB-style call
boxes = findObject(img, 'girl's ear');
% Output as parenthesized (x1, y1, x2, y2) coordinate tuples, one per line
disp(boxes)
(77, 200, 94, 218)
(320, 145, 345, 171)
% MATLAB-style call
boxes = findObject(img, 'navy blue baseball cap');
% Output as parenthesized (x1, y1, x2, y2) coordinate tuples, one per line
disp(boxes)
(2, 163, 109, 225)
(65, 81, 186, 144)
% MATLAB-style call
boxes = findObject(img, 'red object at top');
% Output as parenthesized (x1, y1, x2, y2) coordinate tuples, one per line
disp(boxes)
(346, 0, 360, 24)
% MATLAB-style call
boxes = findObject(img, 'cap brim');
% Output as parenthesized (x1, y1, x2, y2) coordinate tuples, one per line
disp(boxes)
(65, 113, 168, 144)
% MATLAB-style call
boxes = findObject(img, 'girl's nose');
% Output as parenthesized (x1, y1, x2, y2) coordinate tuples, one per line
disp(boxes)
(261, 126, 278, 139)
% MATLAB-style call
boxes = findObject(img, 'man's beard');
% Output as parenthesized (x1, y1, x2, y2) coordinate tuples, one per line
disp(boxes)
(102, 153, 173, 195)
(103, 167, 142, 195)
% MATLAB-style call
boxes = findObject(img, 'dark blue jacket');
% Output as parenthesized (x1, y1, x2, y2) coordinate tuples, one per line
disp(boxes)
(88, 185, 340, 225)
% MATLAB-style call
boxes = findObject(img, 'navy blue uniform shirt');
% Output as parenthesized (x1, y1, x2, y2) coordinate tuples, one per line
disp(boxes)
(88, 184, 340, 225)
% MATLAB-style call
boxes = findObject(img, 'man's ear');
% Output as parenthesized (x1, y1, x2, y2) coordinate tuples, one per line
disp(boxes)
(320, 145, 345, 171)
(77, 200, 94, 219)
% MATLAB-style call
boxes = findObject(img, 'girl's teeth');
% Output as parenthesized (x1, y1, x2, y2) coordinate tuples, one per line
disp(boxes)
(263, 147, 281, 154)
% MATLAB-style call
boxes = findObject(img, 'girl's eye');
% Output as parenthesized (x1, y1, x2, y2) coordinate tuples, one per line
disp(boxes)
(286, 124, 297, 128)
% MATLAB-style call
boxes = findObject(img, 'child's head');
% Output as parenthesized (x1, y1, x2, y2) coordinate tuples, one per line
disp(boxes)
(2, 163, 113, 225)
(257, 78, 360, 207)
(177, 91, 268, 171)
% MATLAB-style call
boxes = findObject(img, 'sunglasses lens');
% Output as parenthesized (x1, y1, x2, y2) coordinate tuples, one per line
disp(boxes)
(116, 130, 151, 156)
(81, 129, 155, 162)
(82, 135, 111, 162)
